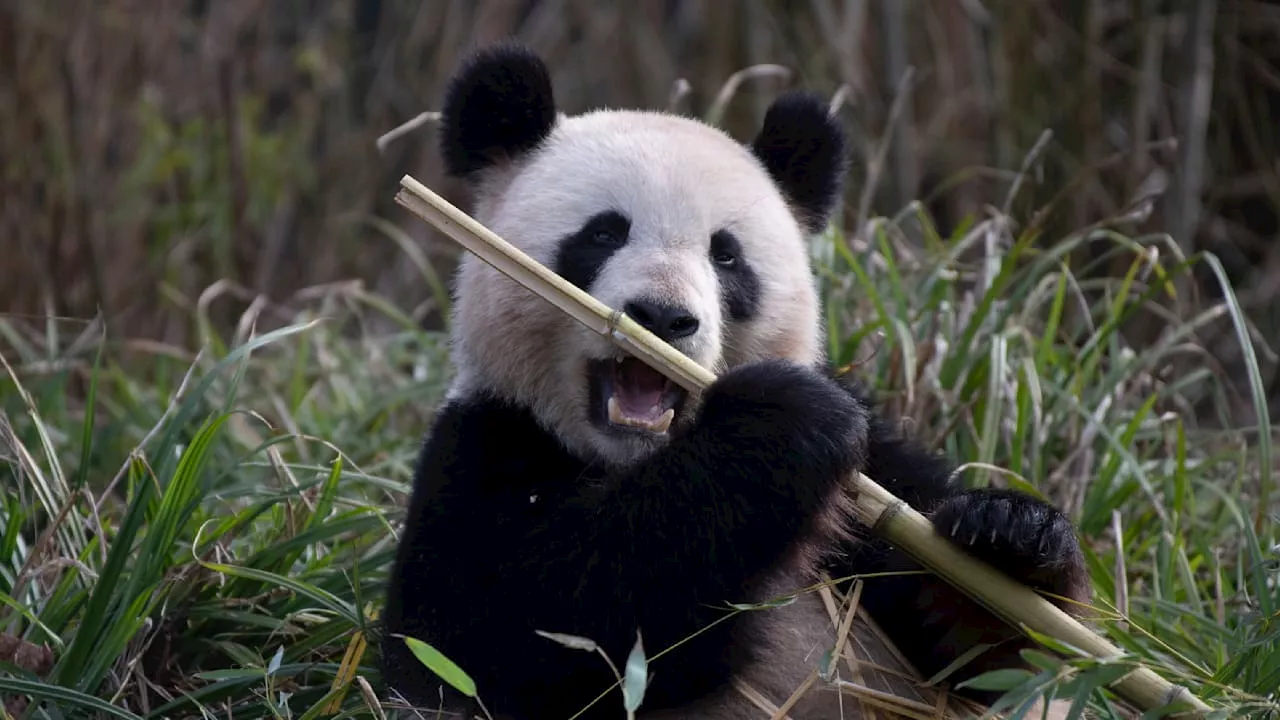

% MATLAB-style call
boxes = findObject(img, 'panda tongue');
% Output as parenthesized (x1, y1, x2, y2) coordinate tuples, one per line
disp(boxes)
(614, 358, 667, 419)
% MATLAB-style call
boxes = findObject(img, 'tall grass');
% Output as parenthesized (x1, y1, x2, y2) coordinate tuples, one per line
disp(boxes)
(817, 209, 1279, 717)
(2, 184, 1278, 717)
(0, 281, 451, 718)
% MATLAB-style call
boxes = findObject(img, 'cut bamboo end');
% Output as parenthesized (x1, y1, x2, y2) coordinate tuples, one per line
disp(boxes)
(393, 173, 1213, 718)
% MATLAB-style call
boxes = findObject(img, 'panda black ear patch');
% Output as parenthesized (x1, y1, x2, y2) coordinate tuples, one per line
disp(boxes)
(439, 42, 558, 180)
(750, 91, 848, 234)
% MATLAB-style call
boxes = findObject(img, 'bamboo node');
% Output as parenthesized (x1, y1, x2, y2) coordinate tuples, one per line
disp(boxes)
(607, 308, 627, 342)
(871, 498, 908, 535)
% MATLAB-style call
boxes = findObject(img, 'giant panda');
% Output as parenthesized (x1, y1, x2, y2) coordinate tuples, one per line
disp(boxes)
(379, 42, 1094, 720)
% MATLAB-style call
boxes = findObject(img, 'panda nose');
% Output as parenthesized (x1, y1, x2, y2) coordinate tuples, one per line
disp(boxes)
(624, 299, 700, 342)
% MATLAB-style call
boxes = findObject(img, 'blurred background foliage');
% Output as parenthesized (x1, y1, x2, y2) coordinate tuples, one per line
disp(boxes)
(4, 1, 1277, 423)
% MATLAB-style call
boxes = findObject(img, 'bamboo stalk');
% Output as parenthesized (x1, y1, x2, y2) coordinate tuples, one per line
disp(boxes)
(394, 173, 1212, 718)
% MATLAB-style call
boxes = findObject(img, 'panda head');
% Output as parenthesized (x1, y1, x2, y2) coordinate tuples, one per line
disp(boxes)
(439, 42, 848, 468)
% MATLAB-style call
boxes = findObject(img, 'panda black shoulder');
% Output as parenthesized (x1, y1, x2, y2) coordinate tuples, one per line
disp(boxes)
(439, 42, 558, 179)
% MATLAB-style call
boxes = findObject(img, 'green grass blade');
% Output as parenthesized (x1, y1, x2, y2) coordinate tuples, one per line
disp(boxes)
(0, 677, 145, 719)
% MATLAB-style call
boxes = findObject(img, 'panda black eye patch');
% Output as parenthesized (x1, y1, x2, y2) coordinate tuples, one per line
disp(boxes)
(553, 210, 632, 291)
(711, 229, 761, 322)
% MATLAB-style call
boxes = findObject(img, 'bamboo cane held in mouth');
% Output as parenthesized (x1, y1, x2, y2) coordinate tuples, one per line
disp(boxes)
(393, 173, 1210, 718)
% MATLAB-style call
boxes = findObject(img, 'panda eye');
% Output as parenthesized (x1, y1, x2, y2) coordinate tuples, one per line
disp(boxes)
(709, 230, 742, 270)
(582, 211, 631, 247)
(593, 228, 622, 245)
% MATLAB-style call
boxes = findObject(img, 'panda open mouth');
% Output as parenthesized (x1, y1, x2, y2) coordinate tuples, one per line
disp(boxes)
(589, 357, 686, 435)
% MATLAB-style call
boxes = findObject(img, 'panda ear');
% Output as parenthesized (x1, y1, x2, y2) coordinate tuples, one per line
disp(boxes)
(439, 42, 558, 181)
(750, 91, 848, 235)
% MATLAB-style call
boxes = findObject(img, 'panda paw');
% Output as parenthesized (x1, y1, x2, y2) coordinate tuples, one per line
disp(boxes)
(931, 488, 1089, 605)
(698, 358, 869, 478)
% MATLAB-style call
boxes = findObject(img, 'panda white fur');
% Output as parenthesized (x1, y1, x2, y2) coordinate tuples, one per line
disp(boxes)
(380, 42, 1093, 720)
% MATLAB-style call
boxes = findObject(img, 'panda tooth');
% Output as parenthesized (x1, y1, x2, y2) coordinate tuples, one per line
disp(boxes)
(607, 396, 625, 425)
(651, 408, 674, 434)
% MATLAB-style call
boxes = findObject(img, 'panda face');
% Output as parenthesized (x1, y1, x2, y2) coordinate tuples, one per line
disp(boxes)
(439, 44, 847, 468)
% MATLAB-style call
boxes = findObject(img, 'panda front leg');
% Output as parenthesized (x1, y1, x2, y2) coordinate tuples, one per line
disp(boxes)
(537, 358, 874, 711)
(381, 358, 871, 719)
(828, 376, 1093, 706)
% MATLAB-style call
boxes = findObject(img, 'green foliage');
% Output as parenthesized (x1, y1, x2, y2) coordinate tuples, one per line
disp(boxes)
(814, 207, 1279, 717)
(119, 92, 316, 280)
(402, 637, 477, 698)
(0, 288, 450, 718)
(1, 201, 1277, 719)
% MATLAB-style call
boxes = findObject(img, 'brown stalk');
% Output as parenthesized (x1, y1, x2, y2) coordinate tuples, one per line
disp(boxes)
(393, 173, 1213, 718)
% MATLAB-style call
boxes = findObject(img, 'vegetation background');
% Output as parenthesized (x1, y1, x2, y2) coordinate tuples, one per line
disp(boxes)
(1, 1, 1278, 719)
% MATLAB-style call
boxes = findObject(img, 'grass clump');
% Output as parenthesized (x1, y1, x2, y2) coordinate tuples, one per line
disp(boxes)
(2, 208, 1278, 717)
(0, 283, 451, 718)
(818, 206, 1279, 717)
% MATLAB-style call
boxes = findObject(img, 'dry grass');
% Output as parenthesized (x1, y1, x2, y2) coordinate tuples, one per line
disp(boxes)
(4, 1, 1279, 418)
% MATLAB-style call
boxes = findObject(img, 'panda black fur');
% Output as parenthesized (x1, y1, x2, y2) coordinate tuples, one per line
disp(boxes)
(380, 42, 1093, 720)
